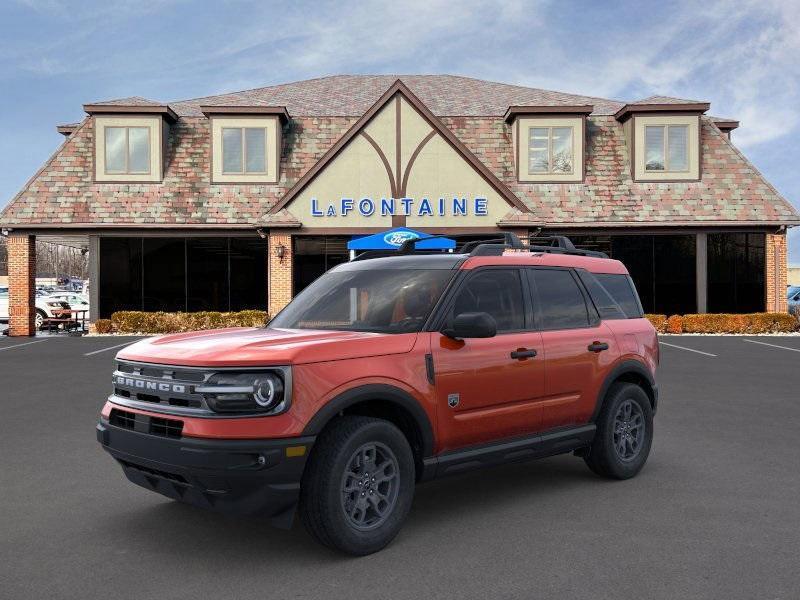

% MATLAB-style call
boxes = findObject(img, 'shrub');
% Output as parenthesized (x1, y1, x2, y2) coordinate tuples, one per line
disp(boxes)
(676, 313, 797, 334)
(94, 319, 113, 334)
(665, 315, 683, 334)
(111, 310, 269, 334)
(645, 314, 667, 333)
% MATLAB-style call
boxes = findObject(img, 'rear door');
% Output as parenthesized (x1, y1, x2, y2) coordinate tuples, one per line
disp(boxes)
(431, 268, 545, 450)
(528, 268, 619, 430)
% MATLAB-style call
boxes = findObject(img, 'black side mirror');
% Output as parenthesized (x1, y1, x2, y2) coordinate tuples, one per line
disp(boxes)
(442, 312, 497, 339)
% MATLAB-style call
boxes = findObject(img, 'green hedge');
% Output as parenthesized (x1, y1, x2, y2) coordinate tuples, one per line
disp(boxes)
(110, 310, 269, 334)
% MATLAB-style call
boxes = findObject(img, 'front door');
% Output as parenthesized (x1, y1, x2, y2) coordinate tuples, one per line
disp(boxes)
(431, 268, 545, 451)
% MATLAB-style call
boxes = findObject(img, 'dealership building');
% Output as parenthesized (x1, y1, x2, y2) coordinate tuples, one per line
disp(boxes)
(1, 75, 798, 335)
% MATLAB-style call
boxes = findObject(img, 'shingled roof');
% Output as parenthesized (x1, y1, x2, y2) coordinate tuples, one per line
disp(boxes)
(1, 75, 797, 229)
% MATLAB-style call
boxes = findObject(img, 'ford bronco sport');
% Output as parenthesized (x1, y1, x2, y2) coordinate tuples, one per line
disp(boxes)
(97, 234, 658, 555)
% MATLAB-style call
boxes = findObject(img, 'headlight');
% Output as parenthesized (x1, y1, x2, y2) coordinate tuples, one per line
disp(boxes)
(196, 372, 286, 414)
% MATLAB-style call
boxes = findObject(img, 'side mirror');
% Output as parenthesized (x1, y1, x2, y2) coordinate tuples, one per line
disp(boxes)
(442, 312, 497, 339)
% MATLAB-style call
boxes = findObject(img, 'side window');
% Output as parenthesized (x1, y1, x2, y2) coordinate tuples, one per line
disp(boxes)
(449, 269, 525, 332)
(577, 271, 627, 320)
(594, 274, 644, 318)
(530, 269, 590, 330)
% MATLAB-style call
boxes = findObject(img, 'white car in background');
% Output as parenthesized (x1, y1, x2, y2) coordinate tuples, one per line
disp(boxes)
(45, 292, 90, 320)
(0, 287, 74, 329)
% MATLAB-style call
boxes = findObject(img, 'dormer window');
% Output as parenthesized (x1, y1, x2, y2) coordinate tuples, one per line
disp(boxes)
(105, 126, 151, 174)
(644, 124, 688, 172)
(505, 106, 591, 184)
(222, 127, 268, 174)
(201, 106, 289, 184)
(528, 126, 574, 174)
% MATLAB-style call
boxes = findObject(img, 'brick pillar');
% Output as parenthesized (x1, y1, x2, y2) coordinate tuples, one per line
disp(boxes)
(8, 234, 36, 336)
(765, 232, 788, 313)
(268, 231, 293, 317)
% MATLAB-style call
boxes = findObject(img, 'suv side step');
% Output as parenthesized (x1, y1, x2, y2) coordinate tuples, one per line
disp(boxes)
(421, 424, 596, 480)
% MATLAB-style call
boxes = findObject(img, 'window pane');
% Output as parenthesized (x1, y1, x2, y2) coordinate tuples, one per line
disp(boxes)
(222, 128, 243, 173)
(579, 272, 627, 320)
(654, 235, 696, 314)
(104, 127, 127, 173)
(230, 237, 268, 311)
(244, 128, 266, 173)
(645, 126, 665, 171)
(708, 233, 765, 313)
(99, 238, 142, 317)
(667, 125, 688, 171)
(142, 238, 186, 312)
(551, 127, 573, 173)
(531, 269, 589, 329)
(127, 127, 150, 173)
(451, 270, 525, 332)
(187, 238, 229, 311)
(528, 128, 549, 173)
(595, 273, 644, 318)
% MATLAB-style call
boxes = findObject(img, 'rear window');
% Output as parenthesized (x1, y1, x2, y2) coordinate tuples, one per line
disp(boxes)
(594, 273, 644, 318)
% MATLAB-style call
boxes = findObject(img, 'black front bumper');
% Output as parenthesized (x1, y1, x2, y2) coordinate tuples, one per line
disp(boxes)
(97, 419, 314, 528)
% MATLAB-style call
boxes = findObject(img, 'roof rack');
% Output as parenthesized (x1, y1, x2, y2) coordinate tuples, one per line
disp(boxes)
(351, 233, 609, 261)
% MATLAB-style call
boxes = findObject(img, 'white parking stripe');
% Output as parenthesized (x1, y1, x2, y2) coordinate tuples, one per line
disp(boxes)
(0, 339, 49, 352)
(659, 341, 717, 357)
(742, 338, 800, 353)
(83, 340, 141, 356)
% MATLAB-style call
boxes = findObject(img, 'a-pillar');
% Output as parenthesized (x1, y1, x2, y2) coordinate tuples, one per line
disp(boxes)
(8, 233, 36, 336)
(268, 231, 293, 317)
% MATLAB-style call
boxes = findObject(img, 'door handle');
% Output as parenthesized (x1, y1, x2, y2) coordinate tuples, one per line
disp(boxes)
(588, 341, 609, 353)
(510, 348, 537, 360)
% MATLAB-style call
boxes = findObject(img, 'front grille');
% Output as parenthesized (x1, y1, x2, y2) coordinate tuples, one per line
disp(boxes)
(149, 416, 183, 439)
(112, 360, 213, 415)
(108, 408, 184, 439)
(109, 408, 136, 430)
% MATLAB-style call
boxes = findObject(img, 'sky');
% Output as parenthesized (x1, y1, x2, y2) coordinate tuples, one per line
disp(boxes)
(1, 0, 798, 260)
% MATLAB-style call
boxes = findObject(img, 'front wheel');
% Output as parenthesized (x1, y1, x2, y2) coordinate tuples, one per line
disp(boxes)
(584, 382, 653, 479)
(35, 309, 46, 330)
(299, 416, 415, 555)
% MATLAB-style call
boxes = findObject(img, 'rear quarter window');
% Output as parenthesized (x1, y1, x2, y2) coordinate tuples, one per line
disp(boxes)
(593, 273, 644, 318)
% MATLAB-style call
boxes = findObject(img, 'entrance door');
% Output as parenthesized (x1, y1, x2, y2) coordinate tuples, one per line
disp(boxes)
(431, 268, 545, 451)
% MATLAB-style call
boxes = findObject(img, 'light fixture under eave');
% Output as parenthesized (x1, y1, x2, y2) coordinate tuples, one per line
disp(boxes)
(275, 243, 286, 263)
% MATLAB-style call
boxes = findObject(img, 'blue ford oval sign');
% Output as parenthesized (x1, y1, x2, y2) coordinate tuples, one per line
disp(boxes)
(384, 231, 419, 247)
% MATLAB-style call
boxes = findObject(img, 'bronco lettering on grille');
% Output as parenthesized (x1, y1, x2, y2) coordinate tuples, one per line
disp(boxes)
(115, 375, 186, 394)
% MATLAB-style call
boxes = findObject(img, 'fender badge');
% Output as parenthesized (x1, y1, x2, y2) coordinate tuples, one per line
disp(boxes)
(447, 393, 460, 408)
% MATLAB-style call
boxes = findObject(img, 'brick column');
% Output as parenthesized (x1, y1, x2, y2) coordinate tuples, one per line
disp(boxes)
(765, 232, 788, 313)
(8, 234, 36, 336)
(268, 231, 293, 317)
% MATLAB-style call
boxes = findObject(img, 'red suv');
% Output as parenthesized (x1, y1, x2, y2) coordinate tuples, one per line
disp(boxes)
(97, 235, 658, 555)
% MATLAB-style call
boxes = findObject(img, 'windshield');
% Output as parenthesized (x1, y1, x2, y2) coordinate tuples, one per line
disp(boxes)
(269, 269, 455, 333)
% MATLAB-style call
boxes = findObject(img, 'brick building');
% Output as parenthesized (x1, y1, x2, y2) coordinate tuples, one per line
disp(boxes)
(1, 75, 797, 335)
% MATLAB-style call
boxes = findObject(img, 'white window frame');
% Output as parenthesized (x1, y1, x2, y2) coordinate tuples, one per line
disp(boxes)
(644, 124, 689, 173)
(221, 127, 269, 175)
(104, 126, 152, 175)
(527, 126, 575, 176)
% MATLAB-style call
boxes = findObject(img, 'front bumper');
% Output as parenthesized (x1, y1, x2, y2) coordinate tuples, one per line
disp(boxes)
(97, 418, 314, 528)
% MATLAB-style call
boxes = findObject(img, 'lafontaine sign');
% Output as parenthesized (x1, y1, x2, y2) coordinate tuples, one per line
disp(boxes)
(310, 196, 489, 218)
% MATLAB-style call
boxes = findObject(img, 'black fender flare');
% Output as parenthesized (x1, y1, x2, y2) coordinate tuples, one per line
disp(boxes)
(302, 384, 435, 458)
(591, 359, 657, 421)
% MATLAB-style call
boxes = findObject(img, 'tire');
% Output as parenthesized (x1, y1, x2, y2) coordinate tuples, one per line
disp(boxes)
(584, 382, 653, 479)
(35, 309, 46, 330)
(299, 416, 415, 555)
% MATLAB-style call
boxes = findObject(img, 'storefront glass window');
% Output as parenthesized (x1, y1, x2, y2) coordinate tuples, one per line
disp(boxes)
(293, 236, 350, 294)
(707, 233, 765, 312)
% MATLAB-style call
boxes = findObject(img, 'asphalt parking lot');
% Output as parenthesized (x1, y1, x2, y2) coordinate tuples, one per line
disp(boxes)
(2, 335, 799, 600)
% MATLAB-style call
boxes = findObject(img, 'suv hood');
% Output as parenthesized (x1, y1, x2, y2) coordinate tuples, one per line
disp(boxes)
(117, 327, 418, 367)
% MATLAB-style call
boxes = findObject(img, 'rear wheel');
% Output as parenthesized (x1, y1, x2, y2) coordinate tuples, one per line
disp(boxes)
(584, 382, 653, 479)
(299, 416, 415, 555)
(35, 309, 46, 330)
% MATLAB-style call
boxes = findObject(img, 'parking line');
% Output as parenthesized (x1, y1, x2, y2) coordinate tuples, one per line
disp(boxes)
(0, 339, 49, 352)
(742, 338, 800, 353)
(659, 341, 717, 357)
(83, 340, 141, 356)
